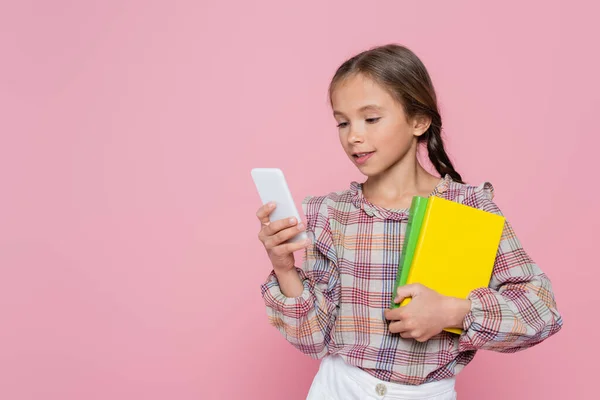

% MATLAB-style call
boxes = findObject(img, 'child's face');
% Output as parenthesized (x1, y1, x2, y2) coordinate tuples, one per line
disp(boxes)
(331, 73, 427, 177)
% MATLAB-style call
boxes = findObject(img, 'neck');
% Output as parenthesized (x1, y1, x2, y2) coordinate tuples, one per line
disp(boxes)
(364, 151, 440, 202)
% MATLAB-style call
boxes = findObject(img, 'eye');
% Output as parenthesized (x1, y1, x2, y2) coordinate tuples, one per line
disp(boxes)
(337, 122, 349, 128)
(366, 117, 381, 124)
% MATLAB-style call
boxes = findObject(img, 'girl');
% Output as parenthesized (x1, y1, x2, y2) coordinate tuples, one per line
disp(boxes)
(255, 44, 562, 400)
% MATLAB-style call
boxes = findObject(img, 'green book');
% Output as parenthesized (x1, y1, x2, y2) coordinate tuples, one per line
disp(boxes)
(390, 196, 429, 308)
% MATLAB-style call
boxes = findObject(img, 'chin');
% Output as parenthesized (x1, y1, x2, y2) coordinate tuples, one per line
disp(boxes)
(356, 165, 380, 177)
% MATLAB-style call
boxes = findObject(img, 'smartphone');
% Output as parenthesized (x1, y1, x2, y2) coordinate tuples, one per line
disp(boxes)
(251, 168, 308, 244)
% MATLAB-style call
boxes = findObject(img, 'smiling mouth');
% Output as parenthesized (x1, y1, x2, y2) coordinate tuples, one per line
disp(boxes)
(353, 151, 374, 158)
(353, 151, 375, 164)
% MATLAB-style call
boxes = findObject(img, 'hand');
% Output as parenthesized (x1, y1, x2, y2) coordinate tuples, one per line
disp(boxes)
(384, 283, 471, 342)
(256, 202, 312, 274)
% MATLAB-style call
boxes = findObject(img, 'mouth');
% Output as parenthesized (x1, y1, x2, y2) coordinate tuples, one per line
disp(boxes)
(352, 151, 375, 164)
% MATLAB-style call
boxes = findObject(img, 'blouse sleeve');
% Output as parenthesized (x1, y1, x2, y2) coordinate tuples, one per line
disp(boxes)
(458, 183, 563, 353)
(260, 195, 340, 359)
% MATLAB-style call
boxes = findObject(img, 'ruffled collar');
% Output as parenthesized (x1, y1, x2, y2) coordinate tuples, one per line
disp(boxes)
(349, 174, 452, 221)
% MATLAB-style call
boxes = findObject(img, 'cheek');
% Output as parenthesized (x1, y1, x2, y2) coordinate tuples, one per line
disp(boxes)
(338, 131, 352, 152)
(338, 130, 346, 145)
(374, 124, 413, 149)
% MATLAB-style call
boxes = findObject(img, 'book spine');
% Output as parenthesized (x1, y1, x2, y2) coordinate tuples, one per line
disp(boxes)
(399, 196, 435, 307)
(399, 197, 428, 287)
(390, 197, 420, 308)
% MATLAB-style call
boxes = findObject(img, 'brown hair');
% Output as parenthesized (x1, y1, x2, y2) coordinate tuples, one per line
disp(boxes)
(328, 44, 463, 183)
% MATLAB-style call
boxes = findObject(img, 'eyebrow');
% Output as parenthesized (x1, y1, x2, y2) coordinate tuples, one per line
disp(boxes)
(333, 104, 383, 117)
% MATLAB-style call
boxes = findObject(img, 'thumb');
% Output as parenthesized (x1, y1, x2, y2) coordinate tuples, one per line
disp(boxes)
(394, 283, 421, 304)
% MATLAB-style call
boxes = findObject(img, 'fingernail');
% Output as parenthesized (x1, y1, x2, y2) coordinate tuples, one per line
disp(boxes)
(269, 202, 276, 208)
(393, 297, 399, 303)
(297, 222, 304, 230)
(289, 218, 296, 224)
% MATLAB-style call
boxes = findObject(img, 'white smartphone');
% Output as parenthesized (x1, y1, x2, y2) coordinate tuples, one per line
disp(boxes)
(251, 168, 308, 244)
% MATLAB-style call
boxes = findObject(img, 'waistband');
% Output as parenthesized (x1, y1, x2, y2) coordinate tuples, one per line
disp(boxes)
(323, 355, 456, 398)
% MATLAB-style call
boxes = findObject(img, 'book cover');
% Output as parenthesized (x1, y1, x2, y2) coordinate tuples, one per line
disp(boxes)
(399, 196, 506, 334)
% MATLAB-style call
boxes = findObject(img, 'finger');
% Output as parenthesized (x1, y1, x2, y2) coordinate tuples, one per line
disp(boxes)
(267, 217, 300, 237)
(389, 320, 409, 334)
(271, 237, 312, 256)
(400, 331, 414, 339)
(414, 334, 429, 343)
(264, 217, 302, 240)
(256, 202, 276, 225)
(384, 308, 404, 321)
(394, 283, 421, 304)
(265, 223, 307, 249)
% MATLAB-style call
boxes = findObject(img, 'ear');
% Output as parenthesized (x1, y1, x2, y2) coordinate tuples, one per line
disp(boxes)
(411, 115, 431, 137)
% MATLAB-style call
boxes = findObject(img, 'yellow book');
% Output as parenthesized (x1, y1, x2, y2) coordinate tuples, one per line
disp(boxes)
(400, 196, 505, 334)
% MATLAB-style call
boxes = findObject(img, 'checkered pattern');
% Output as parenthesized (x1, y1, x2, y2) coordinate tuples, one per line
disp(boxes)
(260, 175, 563, 385)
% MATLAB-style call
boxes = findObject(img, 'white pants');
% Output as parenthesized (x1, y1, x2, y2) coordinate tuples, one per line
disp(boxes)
(306, 355, 457, 400)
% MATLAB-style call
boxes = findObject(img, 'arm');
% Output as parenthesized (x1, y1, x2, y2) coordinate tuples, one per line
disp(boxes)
(458, 187, 563, 352)
(260, 196, 340, 359)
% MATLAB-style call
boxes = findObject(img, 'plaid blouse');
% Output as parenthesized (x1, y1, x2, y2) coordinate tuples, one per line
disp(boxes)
(260, 174, 563, 385)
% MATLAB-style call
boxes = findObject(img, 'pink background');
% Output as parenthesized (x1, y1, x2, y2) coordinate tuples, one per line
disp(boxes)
(0, 1, 596, 399)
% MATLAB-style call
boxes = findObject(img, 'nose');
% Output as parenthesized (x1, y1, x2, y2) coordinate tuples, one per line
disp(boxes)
(347, 124, 365, 144)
